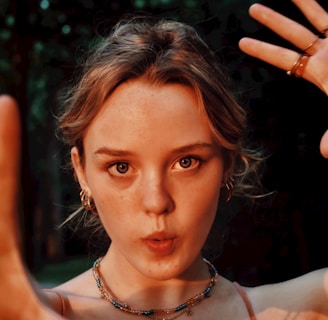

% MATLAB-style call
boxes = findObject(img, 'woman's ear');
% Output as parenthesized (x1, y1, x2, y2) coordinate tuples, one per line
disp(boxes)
(71, 146, 88, 190)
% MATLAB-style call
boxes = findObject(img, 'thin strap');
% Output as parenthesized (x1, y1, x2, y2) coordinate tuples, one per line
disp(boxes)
(233, 282, 256, 320)
(43, 289, 66, 318)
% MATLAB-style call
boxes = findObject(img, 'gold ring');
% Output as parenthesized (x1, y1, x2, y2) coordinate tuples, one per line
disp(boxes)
(287, 54, 310, 78)
(302, 35, 319, 52)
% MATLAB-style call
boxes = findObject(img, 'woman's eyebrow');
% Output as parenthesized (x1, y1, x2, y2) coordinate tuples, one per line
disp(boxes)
(93, 147, 135, 157)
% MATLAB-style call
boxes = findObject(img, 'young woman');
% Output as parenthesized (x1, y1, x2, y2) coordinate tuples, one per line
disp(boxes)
(0, 0, 327, 319)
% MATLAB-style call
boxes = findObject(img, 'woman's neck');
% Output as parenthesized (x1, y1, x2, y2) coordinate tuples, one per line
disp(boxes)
(96, 248, 214, 310)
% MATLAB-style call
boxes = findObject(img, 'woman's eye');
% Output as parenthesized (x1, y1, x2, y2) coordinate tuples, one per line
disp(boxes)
(109, 162, 129, 174)
(180, 157, 192, 168)
(174, 157, 199, 170)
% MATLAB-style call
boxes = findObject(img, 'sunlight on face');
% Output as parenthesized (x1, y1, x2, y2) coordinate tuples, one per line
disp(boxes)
(73, 79, 226, 280)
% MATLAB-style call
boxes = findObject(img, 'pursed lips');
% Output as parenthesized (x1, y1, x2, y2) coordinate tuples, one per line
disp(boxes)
(144, 231, 176, 241)
(142, 231, 177, 255)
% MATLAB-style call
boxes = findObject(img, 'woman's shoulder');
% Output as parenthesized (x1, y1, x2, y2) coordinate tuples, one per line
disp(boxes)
(244, 268, 328, 320)
(44, 268, 102, 318)
(42, 268, 328, 319)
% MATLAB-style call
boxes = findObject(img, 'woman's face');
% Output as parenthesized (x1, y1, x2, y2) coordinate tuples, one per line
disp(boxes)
(72, 79, 226, 280)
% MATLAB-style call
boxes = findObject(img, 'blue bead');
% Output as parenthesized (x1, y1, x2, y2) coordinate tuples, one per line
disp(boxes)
(111, 301, 122, 309)
(204, 287, 211, 296)
(175, 304, 187, 312)
(141, 310, 155, 316)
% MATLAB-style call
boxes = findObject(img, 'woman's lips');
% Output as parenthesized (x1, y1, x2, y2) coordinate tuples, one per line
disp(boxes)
(143, 232, 176, 255)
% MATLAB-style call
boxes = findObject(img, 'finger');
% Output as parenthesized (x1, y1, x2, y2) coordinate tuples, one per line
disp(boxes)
(0, 95, 21, 251)
(292, 0, 328, 35)
(240, 36, 328, 94)
(0, 95, 20, 175)
(320, 129, 328, 158)
(249, 3, 322, 53)
(239, 37, 301, 73)
(0, 95, 62, 319)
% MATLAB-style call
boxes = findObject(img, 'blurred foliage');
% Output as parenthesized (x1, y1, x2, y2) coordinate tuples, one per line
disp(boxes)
(0, 0, 328, 285)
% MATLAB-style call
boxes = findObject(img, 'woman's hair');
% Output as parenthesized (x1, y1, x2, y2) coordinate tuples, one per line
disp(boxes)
(57, 16, 264, 250)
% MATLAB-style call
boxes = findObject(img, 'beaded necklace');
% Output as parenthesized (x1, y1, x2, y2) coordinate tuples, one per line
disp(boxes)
(92, 257, 219, 320)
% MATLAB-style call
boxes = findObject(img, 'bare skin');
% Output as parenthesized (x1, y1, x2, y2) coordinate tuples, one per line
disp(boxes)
(320, 130, 328, 158)
(0, 0, 327, 319)
(0, 95, 60, 319)
(52, 80, 328, 319)
(239, 0, 328, 157)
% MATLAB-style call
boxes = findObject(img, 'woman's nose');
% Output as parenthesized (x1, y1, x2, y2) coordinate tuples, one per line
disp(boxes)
(140, 173, 175, 215)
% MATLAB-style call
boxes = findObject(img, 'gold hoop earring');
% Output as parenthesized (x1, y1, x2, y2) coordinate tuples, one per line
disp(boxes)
(224, 177, 235, 202)
(80, 189, 97, 213)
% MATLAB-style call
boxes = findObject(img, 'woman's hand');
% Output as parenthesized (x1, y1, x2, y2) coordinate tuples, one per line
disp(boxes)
(320, 129, 328, 158)
(0, 95, 61, 319)
(239, 0, 328, 157)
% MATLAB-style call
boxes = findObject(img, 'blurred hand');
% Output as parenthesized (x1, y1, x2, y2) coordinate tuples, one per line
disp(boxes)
(0, 95, 61, 319)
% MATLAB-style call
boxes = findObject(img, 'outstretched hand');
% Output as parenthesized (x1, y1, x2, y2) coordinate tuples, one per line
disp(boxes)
(239, 0, 328, 94)
(239, 0, 328, 158)
(0, 95, 61, 319)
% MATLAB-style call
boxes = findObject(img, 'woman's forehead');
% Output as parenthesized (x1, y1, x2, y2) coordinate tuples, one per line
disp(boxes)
(83, 80, 217, 152)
